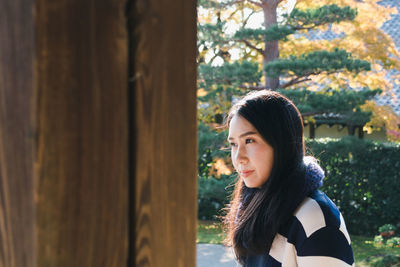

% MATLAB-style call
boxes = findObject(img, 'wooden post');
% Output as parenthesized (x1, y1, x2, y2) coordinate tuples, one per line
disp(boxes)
(0, 1, 35, 266)
(309, 122, 316, 139)
(1, 0, 198, 266)
(348, 125, 356, 136)
(35, 1, 129, 266)
(1, 0, 129, 266)
(358, 126, 364, 139)
(128, 0, 198, 266)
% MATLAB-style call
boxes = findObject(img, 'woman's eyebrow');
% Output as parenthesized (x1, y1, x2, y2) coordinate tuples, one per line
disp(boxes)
(227, 131, 257, 141)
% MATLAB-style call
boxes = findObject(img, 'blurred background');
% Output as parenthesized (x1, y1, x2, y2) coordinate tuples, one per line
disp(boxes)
(196, 0, 400, 266)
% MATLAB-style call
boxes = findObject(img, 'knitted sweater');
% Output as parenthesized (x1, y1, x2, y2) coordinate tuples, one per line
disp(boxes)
(245, 190, 354, 266)
(243, 158, 354, 266)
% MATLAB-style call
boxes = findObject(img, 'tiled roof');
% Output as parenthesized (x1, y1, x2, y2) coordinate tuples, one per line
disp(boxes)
(376, 0, 400, 116)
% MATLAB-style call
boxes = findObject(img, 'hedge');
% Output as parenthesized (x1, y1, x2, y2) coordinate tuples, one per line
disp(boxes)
(198, 136, 400, 236)
(308, 137, 400, 236)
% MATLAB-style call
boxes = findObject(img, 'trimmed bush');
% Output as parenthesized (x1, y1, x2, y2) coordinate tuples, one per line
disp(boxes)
(198, 174, 236, 220)
(307, 137, 400, 236)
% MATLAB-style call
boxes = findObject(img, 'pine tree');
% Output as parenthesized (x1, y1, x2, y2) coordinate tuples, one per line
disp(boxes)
(197, 0, 400, 140)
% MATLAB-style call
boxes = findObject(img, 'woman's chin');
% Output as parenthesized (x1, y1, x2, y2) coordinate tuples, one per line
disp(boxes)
(243, 180, 260, 188)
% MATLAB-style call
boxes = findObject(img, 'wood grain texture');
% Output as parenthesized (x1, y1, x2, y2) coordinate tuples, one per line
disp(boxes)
(0, 0, 36, 266)
(35, 0, 129, 266)
(129, 0, 198, 266)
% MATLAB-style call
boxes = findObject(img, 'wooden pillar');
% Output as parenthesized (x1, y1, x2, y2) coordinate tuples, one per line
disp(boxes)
(1, 0, 198, 266)
(35, 1, 129, 266)
(128, 0, 198, 266)
(1, 0, 129, 266)
(0, 1, 35, 266)
(348, 125, 356, 136)
(309, 122, 316, 139)
(358, 126, 364, 139)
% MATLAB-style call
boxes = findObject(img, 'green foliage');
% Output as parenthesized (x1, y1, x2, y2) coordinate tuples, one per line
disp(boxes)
(278, 87, 380, 125)
(379, 224, 397, 234)
(375, 235, 384, 245)
(387, 237, 400, 248)
(197, 1, 383, 129)
(198, 22, 227, 45)
(198, 122, 236, 220)
(234, 25, 295, 42)
(198, 174, 236, 220)
(198, 61, 262, 89)
(308, 137, 400, 236)
(265, 48, 371, 78)
(370, 254, 400, 267)
(287, 4, 357, 29)
(233, 5, 357, 43)
(197, 62, 261, 122)
(198, 122, 229, 176)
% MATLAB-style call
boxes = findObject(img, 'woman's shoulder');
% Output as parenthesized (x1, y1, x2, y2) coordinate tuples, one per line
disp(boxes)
(288, 190, 351, 244)
(281, 190, 354, 266)
(295, 190, 341, 227)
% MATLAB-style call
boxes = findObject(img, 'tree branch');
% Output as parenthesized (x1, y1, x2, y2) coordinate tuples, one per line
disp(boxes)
(292, 24, 326, 31)
(238, 85, 269, 90)
(242, 10, 257, 28)
(280, 69, 348, 88)
(301, 111, 327, 117)
(247, 0, 263, 8)
(280, 77, 312, 88)
(237, 39, 264, 55)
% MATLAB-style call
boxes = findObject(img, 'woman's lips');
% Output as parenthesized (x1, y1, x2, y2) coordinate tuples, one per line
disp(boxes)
(240, 170, 254, 178)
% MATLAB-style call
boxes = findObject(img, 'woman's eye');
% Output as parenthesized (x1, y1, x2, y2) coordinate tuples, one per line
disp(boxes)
(245, 139, 254, 144)
(229, 142, 237, 147)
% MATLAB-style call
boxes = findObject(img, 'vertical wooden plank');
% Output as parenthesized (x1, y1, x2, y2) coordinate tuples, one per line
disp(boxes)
(0, 0, 36, 266)
(128, 0, 198, 266)
(309, 122, 315, 139)
(35, 0, 129, 266)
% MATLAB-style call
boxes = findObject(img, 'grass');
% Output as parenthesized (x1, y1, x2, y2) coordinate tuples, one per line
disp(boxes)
(197, 220, 225, 244)
(352, 235, 400, 266)
(197, 220, 400, 266)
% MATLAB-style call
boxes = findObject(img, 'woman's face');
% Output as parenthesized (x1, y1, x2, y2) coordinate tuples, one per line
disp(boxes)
(228, 115, 274, 188)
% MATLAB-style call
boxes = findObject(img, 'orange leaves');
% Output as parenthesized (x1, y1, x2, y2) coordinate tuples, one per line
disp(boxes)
(208, 157, 233, 178)
(362, 100, 400, 142)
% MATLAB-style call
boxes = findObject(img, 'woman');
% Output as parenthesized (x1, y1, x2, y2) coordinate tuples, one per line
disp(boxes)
(224, 90, 354, 266)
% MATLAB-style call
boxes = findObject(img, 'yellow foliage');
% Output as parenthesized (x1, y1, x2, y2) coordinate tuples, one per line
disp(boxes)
(282, 0, 400, 92)
(197, 88, 208, 97)
(208, 157, 233, 178)
(361, 100, 400, 142)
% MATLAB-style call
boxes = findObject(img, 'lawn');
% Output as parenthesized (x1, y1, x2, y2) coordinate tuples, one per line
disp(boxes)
(197, 220, 400, 266)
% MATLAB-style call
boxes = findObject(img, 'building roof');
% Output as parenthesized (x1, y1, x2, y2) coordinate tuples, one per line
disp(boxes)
(376, 0, 400, 116)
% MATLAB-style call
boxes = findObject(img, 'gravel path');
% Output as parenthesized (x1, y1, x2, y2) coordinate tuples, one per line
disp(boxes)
(197, 244, 239, 267)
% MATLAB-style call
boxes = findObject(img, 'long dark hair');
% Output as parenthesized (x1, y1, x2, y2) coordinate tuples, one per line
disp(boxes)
(224, 90, 309, 263)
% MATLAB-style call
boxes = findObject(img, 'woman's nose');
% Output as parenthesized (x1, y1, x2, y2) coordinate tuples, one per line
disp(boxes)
(235, 145, 248, 164)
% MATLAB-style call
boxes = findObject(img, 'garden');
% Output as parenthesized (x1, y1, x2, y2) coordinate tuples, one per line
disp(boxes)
(197, 0, 400, 266)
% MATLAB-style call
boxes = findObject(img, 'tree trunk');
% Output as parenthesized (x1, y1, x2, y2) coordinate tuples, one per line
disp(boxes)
(262, 0, 280, 90)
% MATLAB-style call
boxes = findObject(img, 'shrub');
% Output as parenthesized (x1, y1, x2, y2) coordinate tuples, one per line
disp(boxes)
(308, 137, 400, 235)
(387, 237, 400, 248)
(198, 174, 236, 220)
(374, 235, 384, 246)
(379, 224, 396, 234)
